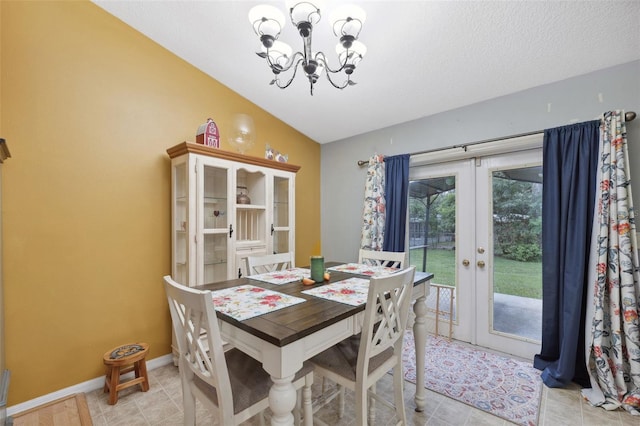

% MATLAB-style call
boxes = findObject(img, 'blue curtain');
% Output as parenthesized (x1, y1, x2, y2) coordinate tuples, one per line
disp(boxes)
(382, 154, 409, 252)
(533, 120, 600, 388)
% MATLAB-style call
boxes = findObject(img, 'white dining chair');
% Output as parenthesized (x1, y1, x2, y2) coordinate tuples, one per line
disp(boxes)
(163, 275, 314, 426)
(316, 250, 405, 400)
(358, 249, 405, 268)
(247, 252, 294, 275)
(310, 266, 416, 425)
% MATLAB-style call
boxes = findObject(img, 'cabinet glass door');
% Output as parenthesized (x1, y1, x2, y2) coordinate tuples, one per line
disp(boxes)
(172, 160, 189, 285)
(272, 174, 291, 254)
(203, 165, 229, 231)
(200, 162, 231, 284)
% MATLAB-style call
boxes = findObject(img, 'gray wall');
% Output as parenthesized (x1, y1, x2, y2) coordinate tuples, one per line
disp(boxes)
(321, 60, 640, 261)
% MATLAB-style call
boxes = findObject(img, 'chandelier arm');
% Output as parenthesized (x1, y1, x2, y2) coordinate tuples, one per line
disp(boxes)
(315, 52, 347, 74)
(272, 57, 305, 89)
(324, 70, 351, 90)
(265, 51, 305, 74)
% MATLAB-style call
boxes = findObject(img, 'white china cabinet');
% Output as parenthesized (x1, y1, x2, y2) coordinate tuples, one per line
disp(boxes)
(167, 142, 299, 286)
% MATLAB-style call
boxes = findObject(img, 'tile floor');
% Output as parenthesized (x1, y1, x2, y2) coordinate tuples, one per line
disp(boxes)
(86, 361, 640, 425)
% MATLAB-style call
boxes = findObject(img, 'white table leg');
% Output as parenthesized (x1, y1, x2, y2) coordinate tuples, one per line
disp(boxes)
(412, 294, 428, 412)
(269, 374, 297, 426)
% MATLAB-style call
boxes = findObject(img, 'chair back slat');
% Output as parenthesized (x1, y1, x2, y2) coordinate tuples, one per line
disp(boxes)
(358, 249, 405, 268)
(247, 252, 294, 275)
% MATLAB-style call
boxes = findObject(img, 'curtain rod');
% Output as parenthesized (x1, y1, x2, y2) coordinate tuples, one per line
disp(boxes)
(357, 110, 636, 166)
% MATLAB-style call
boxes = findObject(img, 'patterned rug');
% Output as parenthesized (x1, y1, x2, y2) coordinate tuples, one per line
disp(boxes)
(402, 330, 543, 426)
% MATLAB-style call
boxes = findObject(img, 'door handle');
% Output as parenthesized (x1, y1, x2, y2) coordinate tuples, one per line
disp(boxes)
(477, 260, 485, 268)
(462, 259, 470, 267)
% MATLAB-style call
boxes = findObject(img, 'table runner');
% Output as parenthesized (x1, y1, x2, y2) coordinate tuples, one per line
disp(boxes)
(328, 262, 399, 277)
(246, 267, 311, 285)
(210, 285, 306, 321)
(302, 277, 370, 306)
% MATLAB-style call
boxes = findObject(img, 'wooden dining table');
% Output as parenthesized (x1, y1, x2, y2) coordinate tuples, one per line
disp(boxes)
(196, 261, 434, 426)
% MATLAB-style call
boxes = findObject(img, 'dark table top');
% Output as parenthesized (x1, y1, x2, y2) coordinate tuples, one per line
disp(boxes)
(196, 261, 434, 348)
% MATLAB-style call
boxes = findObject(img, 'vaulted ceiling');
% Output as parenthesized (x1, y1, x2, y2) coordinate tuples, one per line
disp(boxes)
(93, 1, 640, 144)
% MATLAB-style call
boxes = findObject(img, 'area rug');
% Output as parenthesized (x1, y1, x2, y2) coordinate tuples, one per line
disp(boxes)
(402, 330, 543, 426)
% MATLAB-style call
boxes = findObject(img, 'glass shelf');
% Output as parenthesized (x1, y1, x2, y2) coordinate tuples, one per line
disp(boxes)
(236, 204, 266, 210)
(204, 259, 227, 266)
(204, 196, 227, 204)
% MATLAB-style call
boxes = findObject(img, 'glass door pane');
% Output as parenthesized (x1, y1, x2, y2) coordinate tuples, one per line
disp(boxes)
(272, 175, 290, 254)
(200, 162, 231, 284)
(273, 176, 289, 228)
(409, 177, 457, 288)
(173, 161, 188, 284)
(409, 176, 458, 337)
(203, 233, 229, 284)
(273, 230, 289, 254)
(408, 160, 475, 343)
(203, 166, 228, 230)
(490, 166, 542, 340)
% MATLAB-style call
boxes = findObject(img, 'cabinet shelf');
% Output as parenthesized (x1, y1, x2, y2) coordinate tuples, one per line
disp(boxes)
(204, 259, 227, 266)
(236, 239, 265, 246)
(204, 197, 227, 204)
(236, 204, 266, 210)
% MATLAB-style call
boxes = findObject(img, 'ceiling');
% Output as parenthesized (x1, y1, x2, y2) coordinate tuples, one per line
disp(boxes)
(93, 1, 640, 144)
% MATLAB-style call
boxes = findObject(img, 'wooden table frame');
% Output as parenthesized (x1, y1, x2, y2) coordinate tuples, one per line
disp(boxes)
(197, 263, 433, 426)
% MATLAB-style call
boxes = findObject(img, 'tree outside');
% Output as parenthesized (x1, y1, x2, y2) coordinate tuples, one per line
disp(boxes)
(492, 171, 542, 262)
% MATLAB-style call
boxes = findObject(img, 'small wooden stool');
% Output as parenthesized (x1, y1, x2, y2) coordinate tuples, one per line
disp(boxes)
(102, 342, 150, 405)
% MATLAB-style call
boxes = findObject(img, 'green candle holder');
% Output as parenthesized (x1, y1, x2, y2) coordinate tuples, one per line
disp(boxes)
(310, 256, 325, 283)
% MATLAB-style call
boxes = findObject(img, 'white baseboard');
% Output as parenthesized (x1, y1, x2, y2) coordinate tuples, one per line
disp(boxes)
(6, 353, 174, 417)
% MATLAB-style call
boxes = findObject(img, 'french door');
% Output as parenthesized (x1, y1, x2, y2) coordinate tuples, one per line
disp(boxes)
(409, 148, 543, 360)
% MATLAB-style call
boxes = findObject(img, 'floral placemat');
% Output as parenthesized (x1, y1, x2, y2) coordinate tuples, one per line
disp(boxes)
(328, 263, 400, 277)
(301, 277, 370, 306)
(247, 268, 310, 285)
(210, 285, 306, 321)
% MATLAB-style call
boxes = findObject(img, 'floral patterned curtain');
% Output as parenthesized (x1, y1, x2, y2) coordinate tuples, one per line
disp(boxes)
(360, 154, 386, 251)
(583, 110, 640, 413)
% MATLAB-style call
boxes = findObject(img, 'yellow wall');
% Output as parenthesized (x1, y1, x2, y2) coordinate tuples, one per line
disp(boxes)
(0, 1, 321, 405)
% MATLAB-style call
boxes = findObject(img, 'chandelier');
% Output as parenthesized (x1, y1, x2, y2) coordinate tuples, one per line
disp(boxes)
(248, 2, 366, 95)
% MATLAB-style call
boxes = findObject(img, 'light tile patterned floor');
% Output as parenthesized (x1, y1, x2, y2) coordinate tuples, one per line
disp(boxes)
(86, 362, 639, 425)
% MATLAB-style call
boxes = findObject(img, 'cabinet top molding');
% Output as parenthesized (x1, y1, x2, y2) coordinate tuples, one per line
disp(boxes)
(167, 142, 301, 173)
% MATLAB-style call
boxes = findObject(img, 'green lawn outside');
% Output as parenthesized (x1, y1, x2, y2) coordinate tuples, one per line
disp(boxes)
(410, 248, 542, 299)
